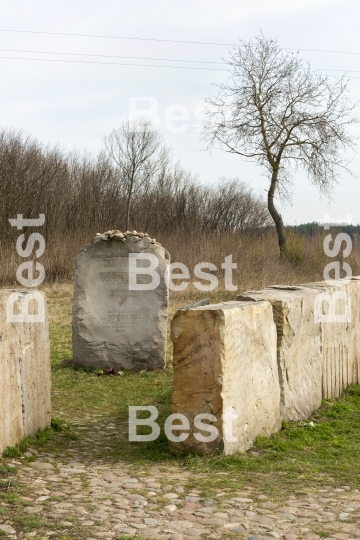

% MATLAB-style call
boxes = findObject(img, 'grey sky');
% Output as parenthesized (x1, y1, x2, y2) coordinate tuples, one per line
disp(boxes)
(1, 0, 359, 225)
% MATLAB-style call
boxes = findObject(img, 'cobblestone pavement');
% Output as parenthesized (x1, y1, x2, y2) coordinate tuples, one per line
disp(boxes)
(1, 420, 360, 540)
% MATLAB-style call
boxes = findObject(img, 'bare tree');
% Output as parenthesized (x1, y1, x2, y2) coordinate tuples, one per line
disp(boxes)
(203, 34, 358, 255)
(104, 119, 170, 230)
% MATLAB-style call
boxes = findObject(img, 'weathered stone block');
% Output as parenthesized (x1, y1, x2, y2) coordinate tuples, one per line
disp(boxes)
(345, 277, 360, 385)
(303, 278, 360, 398)
(238, 286, 323, 421)
(0, 290, 51, 453)
(170, 300, 281, 455)
(239, 279, 360, 416)
(72, 234, 170, 371)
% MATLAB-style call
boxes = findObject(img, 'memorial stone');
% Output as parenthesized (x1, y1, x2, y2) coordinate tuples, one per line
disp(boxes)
(72, 230, 170, 371)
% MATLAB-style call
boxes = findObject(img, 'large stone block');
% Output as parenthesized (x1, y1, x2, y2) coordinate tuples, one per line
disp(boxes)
(72, 233, 170, 371)
(238, 286, 323, 421)
(239, 279, 360, 417)
(303, 278, 360, 398)
(170, 300, 281, 455)
(345, 277, 360, 385)
(0, 290, 51, 453)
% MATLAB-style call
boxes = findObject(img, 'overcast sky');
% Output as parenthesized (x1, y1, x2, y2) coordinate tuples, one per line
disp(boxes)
(1, 0, 359, 225)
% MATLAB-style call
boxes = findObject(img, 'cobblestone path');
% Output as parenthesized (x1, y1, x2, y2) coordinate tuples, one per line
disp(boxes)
(1, 419, 360, 540)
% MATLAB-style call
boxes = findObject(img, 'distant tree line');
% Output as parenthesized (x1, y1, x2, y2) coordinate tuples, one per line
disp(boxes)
(0, 127, 271, 241)
(287, 223, 360, 239)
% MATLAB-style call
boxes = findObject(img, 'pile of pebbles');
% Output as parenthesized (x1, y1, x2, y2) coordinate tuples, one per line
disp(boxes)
(94, 230, 159, 245)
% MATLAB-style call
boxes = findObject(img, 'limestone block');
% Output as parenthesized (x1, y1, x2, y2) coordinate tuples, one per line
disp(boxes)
(0, 290, 51, 453)
(19, 308, 52, 437)
(0, 291, 24, 452)
(303, 278, 360, 397)
(238, 286, 322, 421)
(72, 235, 170, 371)
(346, 277, 360, 385)
(170, 300, 281, 455)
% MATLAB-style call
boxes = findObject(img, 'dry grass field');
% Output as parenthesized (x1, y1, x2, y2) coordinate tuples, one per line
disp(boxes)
(3, 228, 359, 290)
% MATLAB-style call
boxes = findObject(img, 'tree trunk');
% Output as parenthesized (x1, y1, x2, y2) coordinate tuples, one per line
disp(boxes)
(268, 168, 286, 255)
(126, 192, 132, 231)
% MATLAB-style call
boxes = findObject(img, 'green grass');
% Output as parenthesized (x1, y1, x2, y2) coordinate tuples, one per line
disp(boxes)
(314, 531, 332, 538)
(181, 388, 360, 495)
(0, 464, 16, 475)
(13, 515, 44, 531)
(1, 494, 20, 504)
(116, 537, 146, 540)
(2, 417, 73, 458)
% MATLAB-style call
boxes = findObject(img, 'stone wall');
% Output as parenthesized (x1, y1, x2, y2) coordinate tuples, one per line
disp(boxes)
(0, 290, 51, 454)
(171, 278, 360, 454)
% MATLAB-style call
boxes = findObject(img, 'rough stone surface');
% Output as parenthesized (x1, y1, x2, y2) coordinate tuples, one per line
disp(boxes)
(304, 278, 360, 397)
(239, 278, 360, 418)
(347, 277, 360, 385)
(0, 289, 51, 453)
(238, 285, 323, 421)
(0, 291, 24, 452)
(170, 300, 281, 454)
(0, 524, 16, 535)
(72, 234, 170, 371)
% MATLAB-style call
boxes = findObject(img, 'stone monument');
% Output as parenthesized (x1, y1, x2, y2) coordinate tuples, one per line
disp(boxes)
(72, 230, 170, 371)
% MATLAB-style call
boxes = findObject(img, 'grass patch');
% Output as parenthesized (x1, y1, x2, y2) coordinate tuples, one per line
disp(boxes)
(0, 464, 16, 475)
(314, 531, 332, 538)
(13, 515, 44, 531)
(1, 493, 21, 504)
(2, 417, 73, 458)
(116, 536, 146, 540)
(181, 388, 360, 494)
